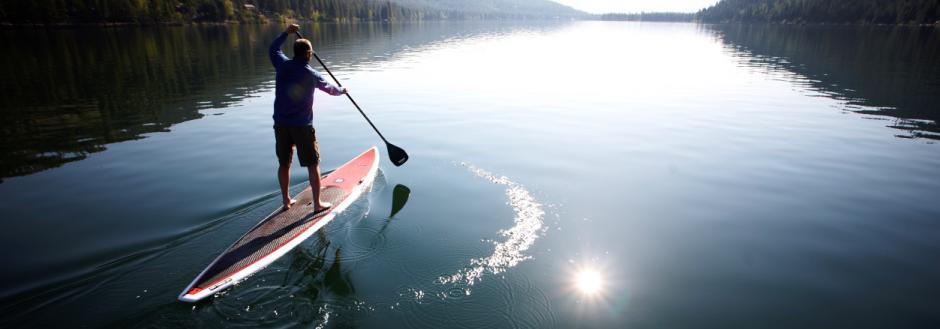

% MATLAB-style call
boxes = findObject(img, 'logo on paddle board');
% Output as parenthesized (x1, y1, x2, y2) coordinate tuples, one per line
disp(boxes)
(334, 178, 345, 183)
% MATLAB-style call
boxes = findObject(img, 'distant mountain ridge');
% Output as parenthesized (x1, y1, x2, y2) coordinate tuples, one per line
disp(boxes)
(697, 0, 940, 24)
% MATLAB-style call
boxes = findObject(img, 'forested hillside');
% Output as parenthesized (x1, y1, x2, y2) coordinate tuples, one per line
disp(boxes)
(0, 0, 584, 25)
(697, 0, 940, 24)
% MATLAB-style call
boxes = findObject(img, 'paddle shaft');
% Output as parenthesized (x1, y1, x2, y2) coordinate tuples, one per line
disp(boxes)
(296, 32, 390, 144)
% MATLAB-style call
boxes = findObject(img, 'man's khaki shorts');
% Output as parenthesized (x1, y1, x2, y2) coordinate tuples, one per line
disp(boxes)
(274, 125, 319, 167)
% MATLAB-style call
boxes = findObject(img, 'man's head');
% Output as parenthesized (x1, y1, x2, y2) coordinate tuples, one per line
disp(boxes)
(294, 39, 313, 61)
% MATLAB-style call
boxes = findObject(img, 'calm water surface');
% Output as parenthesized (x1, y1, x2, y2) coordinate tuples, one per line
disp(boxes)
(1, 22, 939, 328)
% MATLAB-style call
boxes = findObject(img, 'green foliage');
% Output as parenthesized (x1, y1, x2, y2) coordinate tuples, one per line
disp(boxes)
(0, 0, 585, 25)
(697, 0, 940, 24)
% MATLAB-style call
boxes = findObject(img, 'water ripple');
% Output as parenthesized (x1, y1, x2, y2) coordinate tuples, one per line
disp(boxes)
(438, 164, 546, 287)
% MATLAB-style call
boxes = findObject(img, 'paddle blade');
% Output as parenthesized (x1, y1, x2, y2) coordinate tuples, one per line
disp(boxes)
(390, 184, 411, 218)
(387, 143, 409, 166)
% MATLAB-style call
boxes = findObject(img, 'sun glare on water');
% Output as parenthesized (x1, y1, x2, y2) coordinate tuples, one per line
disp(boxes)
(575, 268, 604, 296)
(568, 262, 626, 313)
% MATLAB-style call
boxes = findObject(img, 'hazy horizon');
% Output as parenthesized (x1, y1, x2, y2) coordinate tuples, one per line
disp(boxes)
(551, 0, 720, 14)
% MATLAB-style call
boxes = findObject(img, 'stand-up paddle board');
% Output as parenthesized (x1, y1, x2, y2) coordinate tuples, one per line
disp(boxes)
(179, 147, 379, 302)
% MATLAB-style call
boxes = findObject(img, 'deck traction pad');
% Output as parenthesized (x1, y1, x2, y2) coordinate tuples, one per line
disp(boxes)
(193, 185, 347, 290)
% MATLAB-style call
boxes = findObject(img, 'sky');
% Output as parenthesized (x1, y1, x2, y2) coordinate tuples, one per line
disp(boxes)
(550, 0, 721, 14)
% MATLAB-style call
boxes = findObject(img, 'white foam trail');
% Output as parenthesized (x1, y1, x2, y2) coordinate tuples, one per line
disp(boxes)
(439, 164, 546, 286)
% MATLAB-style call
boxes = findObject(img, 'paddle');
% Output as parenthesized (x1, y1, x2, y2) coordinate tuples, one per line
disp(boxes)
(296, 31, 409, 167)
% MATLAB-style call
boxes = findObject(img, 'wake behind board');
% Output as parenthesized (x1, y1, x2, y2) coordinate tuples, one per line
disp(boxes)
(179, 147, 379, 302)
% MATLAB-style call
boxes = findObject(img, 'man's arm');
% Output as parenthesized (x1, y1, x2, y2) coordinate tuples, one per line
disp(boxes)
(269, 32, 289, 68)
(313, 70, 347, 96)
(270, 25, 299, 68)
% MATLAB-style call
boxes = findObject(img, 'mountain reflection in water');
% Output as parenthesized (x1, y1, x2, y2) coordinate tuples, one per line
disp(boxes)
(706, 24, 940, 140)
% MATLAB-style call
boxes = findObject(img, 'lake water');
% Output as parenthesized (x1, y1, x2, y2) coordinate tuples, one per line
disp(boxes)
(1, 21, 939, 328)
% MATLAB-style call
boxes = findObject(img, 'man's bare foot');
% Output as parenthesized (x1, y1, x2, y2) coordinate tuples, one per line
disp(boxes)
(313, 201, 333, 214)
(282, 198, 297, 211)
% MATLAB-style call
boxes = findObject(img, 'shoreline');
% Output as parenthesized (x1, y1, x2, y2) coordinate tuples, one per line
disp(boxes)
(0, 18, 580, 29)
(4, 20, 938, 29)
(3, 15, 939, 29)
(593, 19, 940, 27)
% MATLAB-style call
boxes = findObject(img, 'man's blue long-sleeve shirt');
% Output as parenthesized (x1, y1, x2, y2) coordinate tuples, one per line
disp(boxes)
(270, 32, 343, 127)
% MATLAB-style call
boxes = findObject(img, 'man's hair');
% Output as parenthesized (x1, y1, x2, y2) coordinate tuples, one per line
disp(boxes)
(294, 39, 312, 58)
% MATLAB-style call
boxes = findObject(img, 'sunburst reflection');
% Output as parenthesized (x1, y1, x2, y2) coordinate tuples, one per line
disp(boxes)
(575, 268, 604, 295)
(567, 262, 628, 317)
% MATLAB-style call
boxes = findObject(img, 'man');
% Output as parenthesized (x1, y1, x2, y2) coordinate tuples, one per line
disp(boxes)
(270, 24, 346, 213)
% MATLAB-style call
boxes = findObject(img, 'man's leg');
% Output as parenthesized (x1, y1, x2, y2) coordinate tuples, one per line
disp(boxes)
(279, 165, 294, 209)
(274, 126, 296, 210)
(295, 126, 330, 212)
(308, 165, 330, 211)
